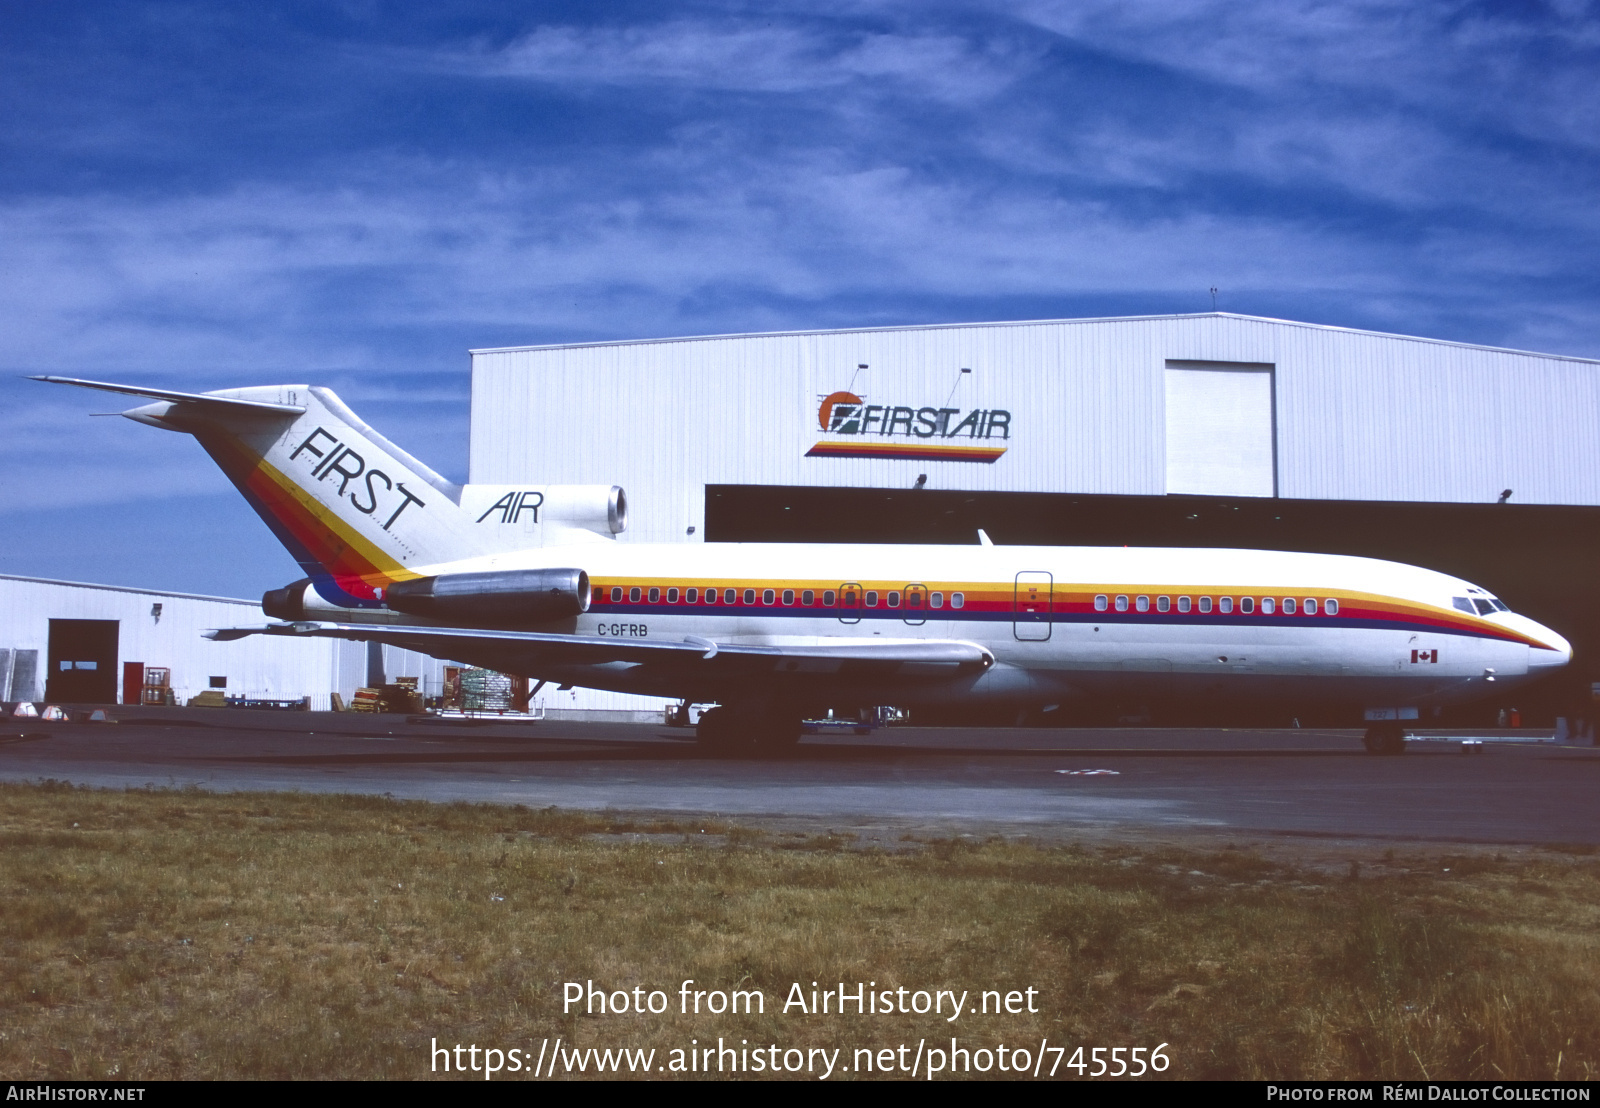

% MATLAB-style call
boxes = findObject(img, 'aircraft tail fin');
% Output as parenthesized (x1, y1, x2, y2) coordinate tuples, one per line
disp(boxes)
(38, 378, 481, 610)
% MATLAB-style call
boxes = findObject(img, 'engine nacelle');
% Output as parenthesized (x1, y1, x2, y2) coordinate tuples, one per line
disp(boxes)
(384, 568, 590, 625)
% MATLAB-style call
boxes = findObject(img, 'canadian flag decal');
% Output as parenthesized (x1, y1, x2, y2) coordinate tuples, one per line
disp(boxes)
(1411, 649, 1439, 664)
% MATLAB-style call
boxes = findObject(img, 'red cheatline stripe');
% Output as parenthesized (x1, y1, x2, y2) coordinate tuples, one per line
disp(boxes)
(806, 441, 1006, 462)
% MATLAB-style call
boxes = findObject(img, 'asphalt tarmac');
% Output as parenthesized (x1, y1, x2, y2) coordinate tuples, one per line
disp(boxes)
(2, 706, 1597, 847)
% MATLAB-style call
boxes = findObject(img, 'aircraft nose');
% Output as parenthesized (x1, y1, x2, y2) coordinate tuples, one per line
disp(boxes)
(1516, 616, 1572, 667)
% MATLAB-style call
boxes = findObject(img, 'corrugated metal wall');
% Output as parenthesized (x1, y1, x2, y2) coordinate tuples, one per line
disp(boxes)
(0, 575, 448, 709)
(471, 313, 1600, 548)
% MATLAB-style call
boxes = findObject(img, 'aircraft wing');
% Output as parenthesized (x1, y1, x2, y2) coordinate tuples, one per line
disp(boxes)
(208, 622, 994, 679)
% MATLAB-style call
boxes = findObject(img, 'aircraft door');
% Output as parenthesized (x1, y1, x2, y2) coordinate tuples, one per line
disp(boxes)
(838, 582, 863, 625)
(903, 584, 927, 626)
(1013, 572, 1052, 641)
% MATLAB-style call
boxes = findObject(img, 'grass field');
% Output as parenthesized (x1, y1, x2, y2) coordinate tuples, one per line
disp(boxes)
(1, 780, 1597, 1080)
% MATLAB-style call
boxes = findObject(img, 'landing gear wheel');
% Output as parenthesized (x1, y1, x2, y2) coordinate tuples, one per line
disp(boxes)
(1362, 722, 1406, 756)
(695, 705, 802, 756)
(695, 706, 746, 754)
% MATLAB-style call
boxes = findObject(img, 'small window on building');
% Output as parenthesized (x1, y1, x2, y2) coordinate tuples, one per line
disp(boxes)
(887, 591, 901, 608)
(865, 591, 879, 607)
(1282, 597, 1295, 614)
(1135, 595, 1149, 612)
(1114, 595, 1129, 612)
(1219, 597, 1234, 614)
(782, 589, 794, 605)
(209, 676, 227, 689)
(930, 592, 944, 608)
(951, 593, 965, 609)
(1177, 596, 1191, 613)
(1240, 597, 1254, 614)
(1094, 595, 1108, 612)
(823, 590, 836, 606)
(744, 589, 757, 605)
(1325, 599, 1338, 615)
(648, 587, 660, 604)
(802, 590, 814, 605)
(611, 587, 623, 603)
(629, 587, 641, 603)
(1198, 597, 1212, 613)
(666, 588, 679, 604)
(1304, 598, 1317, 615)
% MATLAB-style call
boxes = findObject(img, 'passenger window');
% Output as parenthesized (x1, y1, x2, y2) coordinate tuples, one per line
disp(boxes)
(865, 591, 879, 607)
(667, 588, 679, 604)
(1135, 595, 1149, 612)
(686, 588, 698, 604)
(648, 587, 660, 604)
(1177, 596, 1191, 613)
(1325, 599, 1338, 615)
(724, 589, 737, 605)
(930, 592, 944, 608)
(1198, 597, 1212, 613)
(1094, 595, 1108, 612)
(823, 590, 836, 606)
(1241, 597, 1254, 614)
(782, 589, 794, 605)
(763, 589, 775, 605)
(1304, 598, 1316, 614)
(629, 587, 641, 603)
(743, 589, 756, 605)
(802, 590, 814, 605)
(1114, 595, 1129, 612)
(1219, 597, 1234, 613)
(1156, 596, 1170, 612)
(951, 593, 965, 609)
(906, 589, 923, 609)
(1282, 597, 1295, 614)
(888, 591, 901, 608)
(611, 587, 623, 603)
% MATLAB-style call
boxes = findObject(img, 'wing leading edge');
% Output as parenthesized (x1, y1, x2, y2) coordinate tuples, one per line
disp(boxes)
(208, 622, 994, 679)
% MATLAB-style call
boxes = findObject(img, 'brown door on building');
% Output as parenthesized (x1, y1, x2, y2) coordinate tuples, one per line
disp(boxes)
(46, 619, 119, 704)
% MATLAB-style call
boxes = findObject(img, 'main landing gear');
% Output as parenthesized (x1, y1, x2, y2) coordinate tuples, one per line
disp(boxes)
(1362, 721, 1407, 756)
(696, 704, 803, 756)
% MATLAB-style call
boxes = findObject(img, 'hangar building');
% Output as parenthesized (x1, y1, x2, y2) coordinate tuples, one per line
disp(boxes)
(469, 312, 1600, 721)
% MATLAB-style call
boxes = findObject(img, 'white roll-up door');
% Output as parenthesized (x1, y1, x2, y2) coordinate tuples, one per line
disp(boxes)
(1165, 361, 1276, 497)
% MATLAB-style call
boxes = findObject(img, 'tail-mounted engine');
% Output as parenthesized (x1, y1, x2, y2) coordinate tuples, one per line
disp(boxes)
(263, 568, 590, 628)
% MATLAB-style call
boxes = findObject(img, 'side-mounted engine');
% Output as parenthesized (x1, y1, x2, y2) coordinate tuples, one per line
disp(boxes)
(263, 568, 590, 628)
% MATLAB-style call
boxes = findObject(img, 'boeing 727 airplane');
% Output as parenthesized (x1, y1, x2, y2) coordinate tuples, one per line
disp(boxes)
(36, 376, 1572, 755)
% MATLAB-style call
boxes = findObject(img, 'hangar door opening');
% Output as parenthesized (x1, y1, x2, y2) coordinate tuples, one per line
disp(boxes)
(46, 619, 118, 704)
(1165, 361, 1277, 497)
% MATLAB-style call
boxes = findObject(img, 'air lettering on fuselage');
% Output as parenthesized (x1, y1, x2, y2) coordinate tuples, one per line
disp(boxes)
(475, 490, 544, 525)
(288, 426, 425, 531)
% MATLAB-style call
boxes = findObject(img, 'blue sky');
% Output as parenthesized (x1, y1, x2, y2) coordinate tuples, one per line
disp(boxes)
(2, 0, 1598, 596)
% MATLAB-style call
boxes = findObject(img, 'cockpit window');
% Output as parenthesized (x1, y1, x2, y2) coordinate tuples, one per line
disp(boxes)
(1473, 599, 1496, 616)
(1492, 599, 1509, 612)
(1452, 597, 1474, 614)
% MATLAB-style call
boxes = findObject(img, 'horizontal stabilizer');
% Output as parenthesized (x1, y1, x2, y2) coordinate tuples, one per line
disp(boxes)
(30, 376, 305, 415)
